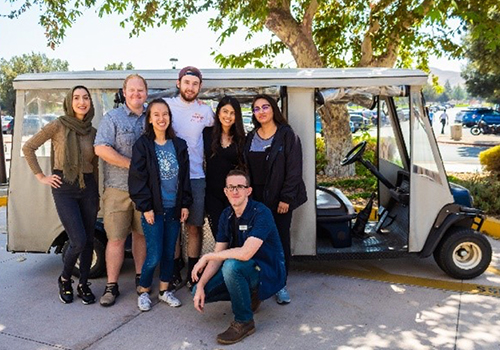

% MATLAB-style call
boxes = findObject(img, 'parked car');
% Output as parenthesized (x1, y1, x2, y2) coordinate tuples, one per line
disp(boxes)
(397, 108, 410, 121)
(462, 108, 500, 127)
(2, 115, 14, 134)
(349, 112, 370, 130)
(242, 115, 254, 134)
(22, 115, 42, 136)
(41, 114, 57, 126)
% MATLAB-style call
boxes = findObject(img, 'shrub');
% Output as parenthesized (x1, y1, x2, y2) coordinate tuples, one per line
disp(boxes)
(449, 173, 500, 217)
(479, 145, 500, 173)
(316, 136, 328, 174)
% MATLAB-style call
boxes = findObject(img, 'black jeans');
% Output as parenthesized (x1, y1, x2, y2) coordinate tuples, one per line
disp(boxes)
(272, 210, 293, 278)
(52, 172, 99, 284)
(205, 192, 230, 239)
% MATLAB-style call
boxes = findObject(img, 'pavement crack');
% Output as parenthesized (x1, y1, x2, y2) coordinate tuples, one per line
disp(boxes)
(453, 287, 463, 350)
(80, 312, 144, 350)
(0, 331, 71, 350)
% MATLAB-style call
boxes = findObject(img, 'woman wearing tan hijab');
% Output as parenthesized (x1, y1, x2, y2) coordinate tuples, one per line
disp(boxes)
(23, 85, 99, 305)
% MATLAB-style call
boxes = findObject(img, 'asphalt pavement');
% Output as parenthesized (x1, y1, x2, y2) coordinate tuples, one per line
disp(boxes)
(1, 206, 500, 350)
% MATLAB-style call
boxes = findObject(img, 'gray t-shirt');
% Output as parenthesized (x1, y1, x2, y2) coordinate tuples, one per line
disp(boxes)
(155, 140, 178, 209)
(94, 104, 145, 191)
(250, 132, 274, 152)
(165, 96, 214, 179)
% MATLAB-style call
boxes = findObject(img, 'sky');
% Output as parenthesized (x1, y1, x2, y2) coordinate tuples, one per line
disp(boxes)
(0, 3, 466, 72)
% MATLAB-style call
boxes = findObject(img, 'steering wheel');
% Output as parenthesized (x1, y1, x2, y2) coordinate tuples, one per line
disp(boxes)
(341, 141, 367, 166)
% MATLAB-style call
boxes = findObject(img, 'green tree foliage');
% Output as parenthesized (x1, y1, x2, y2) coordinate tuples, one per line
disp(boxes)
(461, 10, 500, 104)
(104, 62, 135, 70)
(451, 84, 467, 101)
(0, 52, 69, 115)
(3, 0, 498, 175)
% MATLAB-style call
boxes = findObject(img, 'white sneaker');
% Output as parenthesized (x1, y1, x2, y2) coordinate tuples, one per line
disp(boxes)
(138, 292, 151, 311)
(158, 291, 182, 307)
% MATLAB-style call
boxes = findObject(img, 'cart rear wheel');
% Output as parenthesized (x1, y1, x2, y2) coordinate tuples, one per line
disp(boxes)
(61, 235, 106, 279)
(434, 228, 491, 279)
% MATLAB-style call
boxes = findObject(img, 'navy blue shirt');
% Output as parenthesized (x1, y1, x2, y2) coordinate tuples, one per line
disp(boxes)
(216, 199, 286, 300)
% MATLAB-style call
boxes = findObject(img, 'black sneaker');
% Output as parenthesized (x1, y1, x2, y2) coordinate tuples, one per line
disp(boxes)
(58, 276, 74, 304)
(99, 283, 120, 307)
(77, 282, 96, 305)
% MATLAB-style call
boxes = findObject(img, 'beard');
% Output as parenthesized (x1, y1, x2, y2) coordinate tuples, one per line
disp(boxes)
(179, 89, 198, 102)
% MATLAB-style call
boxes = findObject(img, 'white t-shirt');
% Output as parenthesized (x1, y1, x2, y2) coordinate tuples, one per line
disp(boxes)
(165, 96, 215, 179)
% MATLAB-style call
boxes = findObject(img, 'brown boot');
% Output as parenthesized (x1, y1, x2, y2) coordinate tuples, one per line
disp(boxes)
(216, 320, 256, 345)
(251, 289, 261, 313)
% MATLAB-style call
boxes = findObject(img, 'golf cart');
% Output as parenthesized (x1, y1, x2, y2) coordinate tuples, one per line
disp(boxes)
(6, 68, 492, 279)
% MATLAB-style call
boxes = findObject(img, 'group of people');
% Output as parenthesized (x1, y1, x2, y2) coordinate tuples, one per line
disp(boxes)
(22, 66, 307, 345)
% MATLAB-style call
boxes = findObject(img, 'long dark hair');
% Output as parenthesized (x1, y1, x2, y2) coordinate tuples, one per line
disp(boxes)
(251, 94, 288, 128)
(211, 96, 246, 168)
(144, 98, 176, 140)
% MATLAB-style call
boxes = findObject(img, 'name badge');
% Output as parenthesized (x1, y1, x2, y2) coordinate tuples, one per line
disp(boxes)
(239, 225, 248, 231)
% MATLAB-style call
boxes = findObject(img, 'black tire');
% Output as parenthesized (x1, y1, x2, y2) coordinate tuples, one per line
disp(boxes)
(434, 228, 492, 279)
(470, 126, 481, 136)
(61, 235, 106, 279)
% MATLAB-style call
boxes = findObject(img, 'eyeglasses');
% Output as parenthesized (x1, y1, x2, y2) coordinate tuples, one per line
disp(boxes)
(252, 104, 271, 114)
(225, 185, 249, 192)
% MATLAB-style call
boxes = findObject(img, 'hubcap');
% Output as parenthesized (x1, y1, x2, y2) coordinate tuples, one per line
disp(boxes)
(452, 242, 482, 270)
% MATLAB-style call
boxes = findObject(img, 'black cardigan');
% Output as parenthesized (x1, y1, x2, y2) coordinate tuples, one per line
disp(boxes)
(244, 124, 307, 211)
(128, 135, 193, 218)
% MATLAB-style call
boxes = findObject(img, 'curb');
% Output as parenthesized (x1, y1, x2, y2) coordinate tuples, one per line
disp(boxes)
(480, 216, 500, 240)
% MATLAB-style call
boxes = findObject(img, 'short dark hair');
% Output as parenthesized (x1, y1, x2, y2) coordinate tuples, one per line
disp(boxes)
(144, 99, 176, 140)
(226, 169, 250, 186)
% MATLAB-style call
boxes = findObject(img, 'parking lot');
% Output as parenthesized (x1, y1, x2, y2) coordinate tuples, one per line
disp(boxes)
(1, 205, 500, 350)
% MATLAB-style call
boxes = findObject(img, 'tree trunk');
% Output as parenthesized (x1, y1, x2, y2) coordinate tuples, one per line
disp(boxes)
(317, 104, 354, 177)
(264, 2, 353, 177)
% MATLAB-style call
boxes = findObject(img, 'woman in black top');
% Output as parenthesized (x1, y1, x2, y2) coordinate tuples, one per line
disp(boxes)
(244, 94, 307, 305)
(203, 96, 246, 238)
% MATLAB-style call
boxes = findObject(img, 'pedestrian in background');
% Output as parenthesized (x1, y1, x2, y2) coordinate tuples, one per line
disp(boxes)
(440, 109, 449, 134)
(129, 98, 192, 311)
(23, 86, 99, 305)
(244, 94, 307, 305)
(203, 96, 246, 238)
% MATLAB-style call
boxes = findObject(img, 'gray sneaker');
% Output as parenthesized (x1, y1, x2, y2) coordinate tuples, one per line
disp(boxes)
(158, 291, 181, 307)
(138, 292, 151, 312)
(100, 284, 120, 307)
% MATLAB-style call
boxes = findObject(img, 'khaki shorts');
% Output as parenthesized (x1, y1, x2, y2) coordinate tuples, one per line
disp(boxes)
(103, 187, 143, 241)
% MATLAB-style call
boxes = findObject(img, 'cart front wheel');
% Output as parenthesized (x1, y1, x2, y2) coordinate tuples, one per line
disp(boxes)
(434, 228, 491, 279)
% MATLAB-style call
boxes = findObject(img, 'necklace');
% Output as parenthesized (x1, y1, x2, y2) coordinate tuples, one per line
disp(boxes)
(221, 133, 233, 148)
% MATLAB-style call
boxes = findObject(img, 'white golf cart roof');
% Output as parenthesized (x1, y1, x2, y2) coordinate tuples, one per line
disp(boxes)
(14, 68, 428, 89)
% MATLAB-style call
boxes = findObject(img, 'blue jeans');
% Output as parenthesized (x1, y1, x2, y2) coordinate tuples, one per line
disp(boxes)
(51, 172, 99, 285)
(139, 208, 180, 288)
(192, 259, 260, 323)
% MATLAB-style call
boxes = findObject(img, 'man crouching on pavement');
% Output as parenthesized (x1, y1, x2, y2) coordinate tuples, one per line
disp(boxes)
(191, 169, 286, 345)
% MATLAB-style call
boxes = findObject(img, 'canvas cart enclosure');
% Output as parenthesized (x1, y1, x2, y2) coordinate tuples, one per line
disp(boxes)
(8, 68, 434, 257)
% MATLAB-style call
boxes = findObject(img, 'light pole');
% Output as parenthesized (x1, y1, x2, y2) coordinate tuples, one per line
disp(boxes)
(170, 58, 178, 69)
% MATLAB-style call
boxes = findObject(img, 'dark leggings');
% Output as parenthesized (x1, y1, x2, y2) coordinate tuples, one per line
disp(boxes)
(52, 172, 99, 284)
(272, 210, 293, 278)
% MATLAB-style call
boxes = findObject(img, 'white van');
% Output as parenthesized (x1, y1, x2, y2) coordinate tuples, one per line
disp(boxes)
(7, 68, 492, 279)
